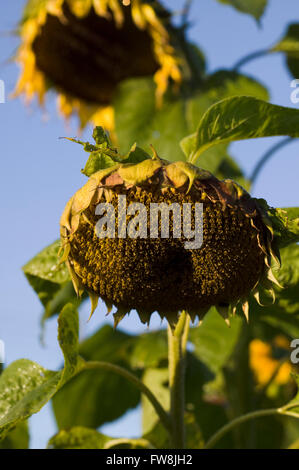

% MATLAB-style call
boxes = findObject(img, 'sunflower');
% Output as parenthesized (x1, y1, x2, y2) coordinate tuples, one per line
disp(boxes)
(249, 336, 292, 387)
(14, 0, 182, 130)
(59, 127, 282, 328)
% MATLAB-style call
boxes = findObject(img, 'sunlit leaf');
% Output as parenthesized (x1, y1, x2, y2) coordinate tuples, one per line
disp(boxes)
(189, 96, 299, 164)
(0, 304, 83, 441)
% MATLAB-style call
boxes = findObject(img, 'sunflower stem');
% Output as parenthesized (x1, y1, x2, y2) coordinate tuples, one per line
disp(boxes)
(167, 311, 190, 448)
(84, 360, 171, 435)
(204, 401, 299, 449)
(233, 48, 270, 70)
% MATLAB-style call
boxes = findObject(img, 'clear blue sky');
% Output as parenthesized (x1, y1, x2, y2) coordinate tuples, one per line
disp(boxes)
(0, 0, 298, 449)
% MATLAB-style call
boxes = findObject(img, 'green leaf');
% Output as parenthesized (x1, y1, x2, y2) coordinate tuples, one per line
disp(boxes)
(284, 374, 299, 416)
(189, 308, 242, 374)
(0, 304, 83, 441)
(128, 330, 168, 370)
(82, 152, 117, 177)
(216, 0, 267, 21)
(48, 427, 111, 449)
(256, 244, 299, 338)
(92, 126, 110, 146)
(0, 360, 61, 441)
(141, 353, 213, 445)
(260, 205, 299, 248)
(142, 368, 169, 435)
(22, 240, 82, 321)
(273, 24, 299, 78)
(48, 427, 154, 449)
(114, 77, 189, 162)
(190, 96, 299, 164)
(115, 71, 268, 174)
(182, 70, 269, 165)
(0, 421, 29, 449)
(52, 325, 140, 429)
(124, 143, 151, 165)
(58, 303, 85, 385)
(187, 70, 269, 131)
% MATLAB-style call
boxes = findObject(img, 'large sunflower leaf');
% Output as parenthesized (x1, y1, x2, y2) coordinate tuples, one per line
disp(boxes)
(188, 97, 299, 164)
(52, 325, 170, 430)
(216, 0, 267, 21)
(272, 24, 299, 78)
(0, 304, 84, 441)
(52, 325, 140, 429)
(114, 71, 269, 173)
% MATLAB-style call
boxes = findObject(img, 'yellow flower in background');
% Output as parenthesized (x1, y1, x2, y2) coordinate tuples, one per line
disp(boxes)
(249, 336, 292, 387)
(14, 0, 182, 130)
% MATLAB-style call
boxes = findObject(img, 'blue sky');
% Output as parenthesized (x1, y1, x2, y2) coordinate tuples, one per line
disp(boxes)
(0, 0, 298, 448)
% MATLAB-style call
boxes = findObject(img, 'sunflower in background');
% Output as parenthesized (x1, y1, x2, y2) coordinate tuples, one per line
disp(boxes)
(14, 0, 182, 130)
(249, 336, 293, 394)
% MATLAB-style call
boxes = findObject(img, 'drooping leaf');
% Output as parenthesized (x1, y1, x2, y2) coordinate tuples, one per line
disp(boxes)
(216, 0, 267, 20)
(273, 24, 299, 78)
(82, 152, 117, 177)
(0, 304, 83, 441)
(23, 240, 82, 321)
(189, 96, 299, 164)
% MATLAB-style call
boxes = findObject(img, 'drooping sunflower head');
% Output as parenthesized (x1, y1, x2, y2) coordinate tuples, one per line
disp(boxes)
(14, 0, 182, 129)
(60, 128, 281, 328)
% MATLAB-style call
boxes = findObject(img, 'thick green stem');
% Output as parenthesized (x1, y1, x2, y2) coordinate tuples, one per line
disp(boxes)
(205, 401, 299, 449)
(84, 360, 171, 435)
(167, 311, 190, 448)
(233, 48, 270, 70)
(249, 137, 293, 185)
